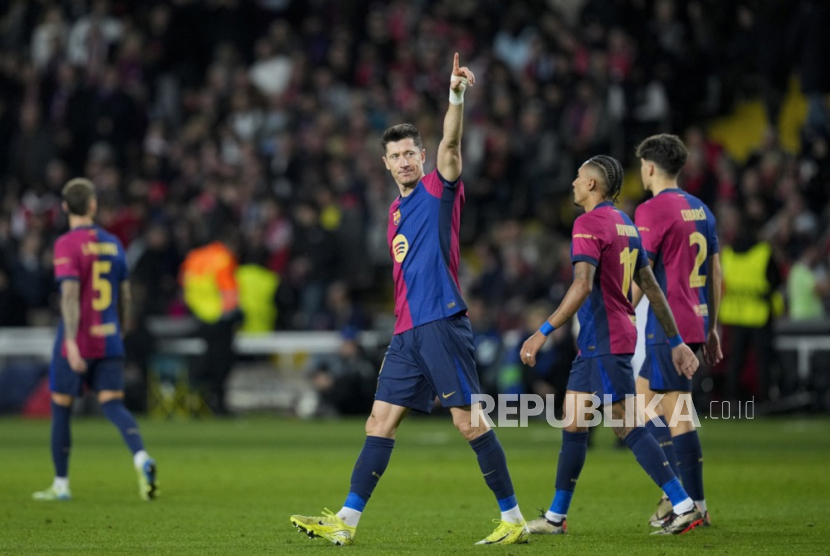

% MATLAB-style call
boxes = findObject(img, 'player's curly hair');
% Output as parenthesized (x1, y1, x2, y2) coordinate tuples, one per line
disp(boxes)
(585, 155, 624, 201)
(381, 123, 423, 154)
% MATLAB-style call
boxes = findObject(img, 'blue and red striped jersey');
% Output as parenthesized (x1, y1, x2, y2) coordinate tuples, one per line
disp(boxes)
(53, 225, 127, 358)
(635, 189, 719, 345)
(571, 202, 649, 357)
(387, 169, 466, 334)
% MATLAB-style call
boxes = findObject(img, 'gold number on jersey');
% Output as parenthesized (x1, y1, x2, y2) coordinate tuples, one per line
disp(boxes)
(688, 232, 707, 288)
(620, 247, 639, 297)
(92, 260, 113, 311)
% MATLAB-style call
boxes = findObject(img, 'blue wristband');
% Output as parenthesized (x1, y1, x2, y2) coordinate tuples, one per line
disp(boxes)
(539, 321, 555, 336)
(667, 334, 683, 348)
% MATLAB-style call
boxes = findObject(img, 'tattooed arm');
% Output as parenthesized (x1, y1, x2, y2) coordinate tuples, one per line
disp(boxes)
(521, 262, 595, 367)
(633, 265, 679, 337)
(61, 280, 87, 372)
(119, 280, 132, 336)
(630, 260, 654, 308)
(634, 265, 699, 378)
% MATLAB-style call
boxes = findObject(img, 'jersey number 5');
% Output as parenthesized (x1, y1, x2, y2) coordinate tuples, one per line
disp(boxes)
(620, 247, 639, 296)
(92, 260, 113, 311)
(689, 232, 707, 288)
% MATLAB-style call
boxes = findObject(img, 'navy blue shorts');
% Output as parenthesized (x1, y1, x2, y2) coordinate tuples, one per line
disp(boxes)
(638, 343, 702, 392)
(375, 315, 481, 413)
(50, 357, 125, 396)
(567, 354, 635, 404)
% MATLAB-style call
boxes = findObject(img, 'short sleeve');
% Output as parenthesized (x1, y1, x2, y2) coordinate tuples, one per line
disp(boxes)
(635, 203, 661, 260)
(635, 239, 649, 269)
(706, 208, 719, 256)
(571, 216, 601, 266)
(115, 240, 129, 281)
(425, 168, 459, 198)
(53, 237, 80, 281)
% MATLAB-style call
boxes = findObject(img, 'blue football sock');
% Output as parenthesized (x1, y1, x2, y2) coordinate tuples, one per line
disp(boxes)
(624, 426, 677, 490)
(101, 399, 145, 454)
(344, 436, 395, 512)
(645, 416, 680, 479)
(548, 430, 589, 516)
(470, 430, 516, 510)
(51, 402, 72, 478)
(661, 477, 691, 508)
(674, 430, 705, 502)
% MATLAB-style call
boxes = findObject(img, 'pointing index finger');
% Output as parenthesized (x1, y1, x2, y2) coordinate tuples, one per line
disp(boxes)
(453, 52, 459, 74)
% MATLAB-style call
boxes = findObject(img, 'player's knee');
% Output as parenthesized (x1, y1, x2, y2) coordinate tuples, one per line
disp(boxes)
(51, 393, 73, 407)
(453, 419, 477, 441)
(365, 413, 396, 439)
(671, 418, 696, 435)
(563, 422, 589, 433)
(452, 413, 488, 441)
(612, 425, 632, 440)
(97, 390, 124, 405)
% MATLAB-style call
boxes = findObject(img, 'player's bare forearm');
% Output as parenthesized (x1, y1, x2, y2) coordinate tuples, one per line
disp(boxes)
(521, 262, 593, 367)
(630, 259, 653, 308)
(437, 53, 474, 182)
(549, 262, 595, 328)
(634, 266, 679, 337)
(60, 280, 81, 341)
(707, 254, 722, 331)
(437, 102, 463, 181)
(119, 280, 132, 332)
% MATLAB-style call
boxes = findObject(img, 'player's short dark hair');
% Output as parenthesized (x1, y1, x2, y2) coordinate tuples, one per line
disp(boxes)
(585, 155, 624, 201)
(61, 178, 96, 216)
(635, 134, 688, 176)
(381, 123, 423, 154)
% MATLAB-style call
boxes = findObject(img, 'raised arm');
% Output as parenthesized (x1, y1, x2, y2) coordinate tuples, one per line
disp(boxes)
(520, 262, 595, 367)
(702, 253, 723, 366)
(634, 265, 698, 378)
(61, 280, 87, 372)
(436, 53, 475, 182)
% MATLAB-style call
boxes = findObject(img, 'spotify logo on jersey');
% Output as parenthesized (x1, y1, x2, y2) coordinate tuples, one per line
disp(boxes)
(393, 234, 409, 263)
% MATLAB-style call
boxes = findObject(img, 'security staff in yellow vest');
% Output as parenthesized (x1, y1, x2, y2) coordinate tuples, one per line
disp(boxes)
(181, 229, 243, 415)
(237, 260, 279, 333)
(720, 222, 782, 403)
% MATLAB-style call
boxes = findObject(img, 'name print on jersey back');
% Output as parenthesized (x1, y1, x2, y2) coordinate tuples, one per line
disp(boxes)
(53, 226, 128, 359)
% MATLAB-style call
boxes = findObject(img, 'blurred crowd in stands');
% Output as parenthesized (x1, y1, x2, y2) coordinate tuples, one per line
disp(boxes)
(0, 0, 829, 410)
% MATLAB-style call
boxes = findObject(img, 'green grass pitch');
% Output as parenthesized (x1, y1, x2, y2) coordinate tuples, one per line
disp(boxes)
(1, 414, 828, 554)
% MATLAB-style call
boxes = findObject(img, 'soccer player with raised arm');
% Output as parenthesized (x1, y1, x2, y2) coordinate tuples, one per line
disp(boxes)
(33, 178, 158, 502)
(632, 134, 721, 528)
(520, 156, 704, 536)
(290, 54, 530, 547)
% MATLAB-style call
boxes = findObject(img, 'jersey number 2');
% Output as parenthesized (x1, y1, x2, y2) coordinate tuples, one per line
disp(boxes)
(92, 261, 113, 311)
(688, 232, 707, 288)
(620, 247, 639, 296)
